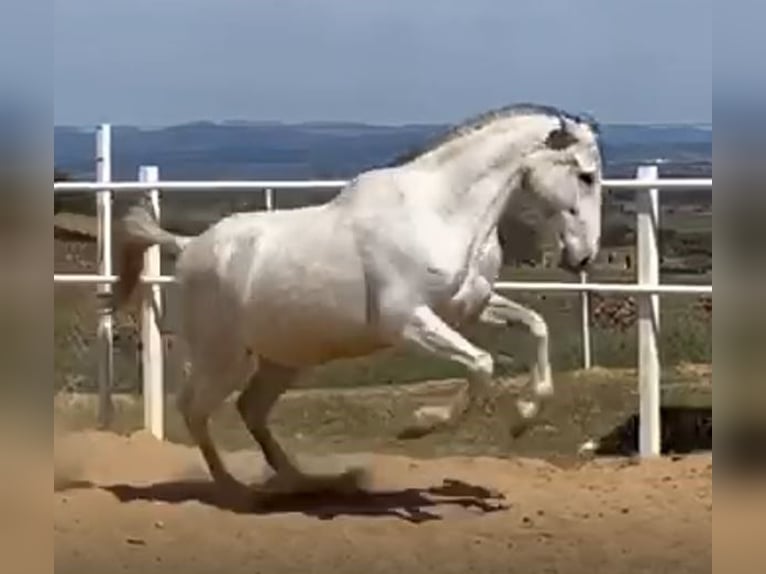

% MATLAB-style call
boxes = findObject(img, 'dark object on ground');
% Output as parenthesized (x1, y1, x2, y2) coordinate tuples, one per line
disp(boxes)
(595, 406, 712, 456)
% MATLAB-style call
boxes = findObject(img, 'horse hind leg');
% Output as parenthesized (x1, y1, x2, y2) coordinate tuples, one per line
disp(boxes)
(235, 361, 297, 479)
(176, 366, 251, 504)
(236, 360, 367, 495)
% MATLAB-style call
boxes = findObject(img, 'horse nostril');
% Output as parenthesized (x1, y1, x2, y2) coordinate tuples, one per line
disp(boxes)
(579, 256, 591, 269)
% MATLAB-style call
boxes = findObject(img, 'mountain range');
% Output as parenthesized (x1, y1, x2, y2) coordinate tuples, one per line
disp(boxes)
(54, 121, 711, 181)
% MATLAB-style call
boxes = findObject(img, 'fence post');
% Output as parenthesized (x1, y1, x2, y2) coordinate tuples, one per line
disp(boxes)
(139, 166, 165, 440)
(580, 271, 592, 369)
(95, 124, 114, 429)
(264, 187, 275, 211)
(636, 164, 661, 457)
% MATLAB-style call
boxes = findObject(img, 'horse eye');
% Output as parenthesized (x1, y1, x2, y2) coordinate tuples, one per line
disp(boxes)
(579, 172, 595, 186)
(568, 206, 579, 216)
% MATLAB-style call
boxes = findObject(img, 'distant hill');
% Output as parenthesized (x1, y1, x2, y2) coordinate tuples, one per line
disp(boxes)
(54, 121, 711, 181)
(54, 120, 712, 269)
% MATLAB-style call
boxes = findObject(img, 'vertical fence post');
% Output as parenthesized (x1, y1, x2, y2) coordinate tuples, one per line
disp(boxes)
(636, 164, 661, 457)
(95, 124, 114, 429)
(580, 271, 592, 369)
(264, 187, 275, 211)
(139, 166, 165, 440)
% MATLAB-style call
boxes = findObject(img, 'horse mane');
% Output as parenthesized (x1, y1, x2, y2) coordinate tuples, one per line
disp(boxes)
(386, 103, 600, 168)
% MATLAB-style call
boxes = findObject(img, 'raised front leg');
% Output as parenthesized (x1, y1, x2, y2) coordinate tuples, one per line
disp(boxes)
(479, 292, 553, 424)
(397, 305, 496, 438)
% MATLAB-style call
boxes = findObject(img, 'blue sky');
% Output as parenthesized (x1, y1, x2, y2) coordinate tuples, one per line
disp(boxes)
(54, 0, 712, 126)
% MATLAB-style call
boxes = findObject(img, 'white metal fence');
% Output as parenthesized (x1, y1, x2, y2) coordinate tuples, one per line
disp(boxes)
(54, 124, 713, 458)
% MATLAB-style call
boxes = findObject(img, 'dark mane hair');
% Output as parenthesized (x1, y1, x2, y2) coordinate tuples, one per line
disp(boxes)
(387, 102, 599, 167)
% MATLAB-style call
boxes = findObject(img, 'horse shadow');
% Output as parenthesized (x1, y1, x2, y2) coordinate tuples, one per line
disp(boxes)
(93, 477, 509, 523)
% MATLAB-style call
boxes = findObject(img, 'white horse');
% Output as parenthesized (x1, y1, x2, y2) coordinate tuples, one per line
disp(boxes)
(116, 103, 603, 497)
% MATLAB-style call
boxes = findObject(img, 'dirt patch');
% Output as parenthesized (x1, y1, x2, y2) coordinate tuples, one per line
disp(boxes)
(52, 372, 723, 573)
(55, 430, 712, 574)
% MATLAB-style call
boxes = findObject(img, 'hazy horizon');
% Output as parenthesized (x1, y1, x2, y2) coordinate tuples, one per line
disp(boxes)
(54, 117, 714, 130)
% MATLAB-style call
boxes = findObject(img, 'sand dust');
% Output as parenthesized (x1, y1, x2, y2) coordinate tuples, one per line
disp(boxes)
(54, 430, 713, 574)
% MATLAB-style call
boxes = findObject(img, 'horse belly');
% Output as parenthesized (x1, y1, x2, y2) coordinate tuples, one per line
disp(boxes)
(244, 301, 388, 366)
(237, 244, 387, 366)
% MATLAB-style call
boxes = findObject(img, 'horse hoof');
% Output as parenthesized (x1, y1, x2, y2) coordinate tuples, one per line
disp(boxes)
(259, 471, 302, 495)
(516, 398, 539, 420)
(397, 424, 432, 440)
(214, 478, 254, 510)
(337, 464, 370, 492)
(510, 423, 529, 439)
(510, 414, 538, 439)
(259, 463, 370, 496)
(398, 405, 452, 439)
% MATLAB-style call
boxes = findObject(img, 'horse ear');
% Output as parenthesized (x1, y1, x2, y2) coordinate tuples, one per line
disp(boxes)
(545, 126, 577, 151)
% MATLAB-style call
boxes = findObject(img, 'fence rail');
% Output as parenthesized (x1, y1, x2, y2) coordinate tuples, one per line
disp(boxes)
(53, 124, 713, 458)
(54, 177, 714, 192)
(53, 273, 711, 295)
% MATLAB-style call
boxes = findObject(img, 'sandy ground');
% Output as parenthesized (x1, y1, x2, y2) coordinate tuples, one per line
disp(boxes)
(55, 430, 713, 574)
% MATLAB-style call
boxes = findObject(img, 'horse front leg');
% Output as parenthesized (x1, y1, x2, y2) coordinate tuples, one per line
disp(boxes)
(396, 305, 496, 438)
(479, 292, 553, 431)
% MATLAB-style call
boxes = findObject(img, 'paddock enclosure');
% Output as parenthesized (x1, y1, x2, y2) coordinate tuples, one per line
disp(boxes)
(55, 428, 714, 574)
(54, 125, 721, 573)
(55, 371, 714, 574)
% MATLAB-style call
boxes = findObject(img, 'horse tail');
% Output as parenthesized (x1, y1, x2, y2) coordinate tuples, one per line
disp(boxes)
(115, 205, 193, 307)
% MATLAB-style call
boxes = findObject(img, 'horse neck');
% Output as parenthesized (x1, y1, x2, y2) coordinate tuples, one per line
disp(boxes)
(418, 119, 543, 245)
